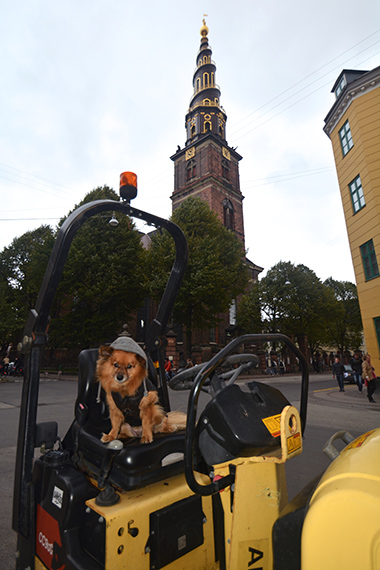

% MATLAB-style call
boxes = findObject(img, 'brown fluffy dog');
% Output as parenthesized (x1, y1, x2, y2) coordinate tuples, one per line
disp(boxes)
(96, 345, 186, 444)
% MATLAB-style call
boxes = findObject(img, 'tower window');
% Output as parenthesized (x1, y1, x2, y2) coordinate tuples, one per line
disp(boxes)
(223, 198, 234, 230)
(349, 175, 365, 214)
(187, 159, 196, 180)
(339, 120, 354, 157)
(360, 239, 379, 281)
(222, 159, 229, 179)
(203, 72, 209, 87)
(190, 119, 196, 138)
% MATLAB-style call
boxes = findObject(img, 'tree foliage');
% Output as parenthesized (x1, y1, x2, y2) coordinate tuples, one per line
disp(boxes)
(0, 186, 148, 350)
(323, 278, 363, 353)
(49, 186, 148, 348)
(147, 197, 249, 356)
(0, 225, 55, 345)
(236, 261, 363, 356)
(236, 281, 262, 334)
(0, 188, 363, 360)
(259, 261, 331, 346)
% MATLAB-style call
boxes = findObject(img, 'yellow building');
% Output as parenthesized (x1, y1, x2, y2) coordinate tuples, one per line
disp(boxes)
(324, 66, 380, 363)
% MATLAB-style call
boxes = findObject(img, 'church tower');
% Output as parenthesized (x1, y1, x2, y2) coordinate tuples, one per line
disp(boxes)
(170, 20, 245, 246)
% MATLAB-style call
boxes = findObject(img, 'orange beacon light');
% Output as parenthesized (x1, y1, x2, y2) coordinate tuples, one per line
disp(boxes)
(119, 171, 137, 202)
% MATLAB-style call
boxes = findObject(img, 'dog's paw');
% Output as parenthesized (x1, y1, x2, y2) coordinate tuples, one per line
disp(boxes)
(101, 433, 115, 443)
(140, 434, 153, 444)
(139, 391, 157, 409)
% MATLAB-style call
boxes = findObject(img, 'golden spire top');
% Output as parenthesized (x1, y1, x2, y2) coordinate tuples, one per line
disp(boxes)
(200, 15, 209, 38)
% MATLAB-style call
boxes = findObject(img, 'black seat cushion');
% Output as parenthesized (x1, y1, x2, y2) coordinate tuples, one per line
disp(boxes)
(68, 349, 185, 491)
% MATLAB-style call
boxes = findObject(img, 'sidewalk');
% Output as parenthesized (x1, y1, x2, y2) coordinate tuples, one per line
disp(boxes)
(311, 381, 379, 409)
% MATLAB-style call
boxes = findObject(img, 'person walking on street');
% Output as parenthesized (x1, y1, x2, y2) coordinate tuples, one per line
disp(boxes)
(332, 356, 345, 392)
(164, 357, 173, 381)
(351, 353, 363, 392)
(362, 353, 377, 403)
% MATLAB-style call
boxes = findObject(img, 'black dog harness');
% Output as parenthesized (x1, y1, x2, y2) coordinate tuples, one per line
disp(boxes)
(111, 377, 157, 427)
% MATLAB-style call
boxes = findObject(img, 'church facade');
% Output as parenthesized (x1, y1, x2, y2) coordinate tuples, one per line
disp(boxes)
(170, 20, 245, 247)
(165, 21, 263, 366)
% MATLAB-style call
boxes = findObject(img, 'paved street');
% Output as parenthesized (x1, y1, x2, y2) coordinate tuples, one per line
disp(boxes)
(1, 372, 380, 569)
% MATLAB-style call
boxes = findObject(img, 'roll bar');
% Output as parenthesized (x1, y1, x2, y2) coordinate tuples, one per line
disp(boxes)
(13, 198, 188, 538)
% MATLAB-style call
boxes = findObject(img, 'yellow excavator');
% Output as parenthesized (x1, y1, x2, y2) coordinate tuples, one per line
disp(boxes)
(12, 173, 380, 570)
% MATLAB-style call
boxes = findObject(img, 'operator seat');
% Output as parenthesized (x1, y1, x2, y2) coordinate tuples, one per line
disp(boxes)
(67, 349, 186, 490)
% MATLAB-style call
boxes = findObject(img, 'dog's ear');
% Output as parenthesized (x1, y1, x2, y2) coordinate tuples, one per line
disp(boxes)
(99, 345, 114, 358)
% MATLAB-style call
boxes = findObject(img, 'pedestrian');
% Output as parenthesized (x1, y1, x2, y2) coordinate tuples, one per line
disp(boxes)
(351, 353, 363, 392)
(332, 356, 345, 392)
(185, 357, 194, 369)
(2, 355, 10, 375)
(164, 357, 172, 381)
(362, 353, 377, 403)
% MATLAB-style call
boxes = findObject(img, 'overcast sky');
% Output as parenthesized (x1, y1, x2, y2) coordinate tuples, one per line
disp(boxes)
(1, 1, 380, 283)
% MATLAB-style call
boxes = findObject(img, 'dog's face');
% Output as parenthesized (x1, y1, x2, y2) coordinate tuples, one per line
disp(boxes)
(97, 346, 146, 396)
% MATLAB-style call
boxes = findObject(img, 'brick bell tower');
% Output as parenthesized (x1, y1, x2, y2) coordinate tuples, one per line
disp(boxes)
(170, 19, 245, 246)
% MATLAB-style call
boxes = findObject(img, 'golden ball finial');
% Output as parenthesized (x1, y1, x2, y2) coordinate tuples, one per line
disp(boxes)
(200, 16, 209, 37)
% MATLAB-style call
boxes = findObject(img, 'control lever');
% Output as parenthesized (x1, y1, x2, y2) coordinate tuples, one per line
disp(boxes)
(97, 439, 124, 488)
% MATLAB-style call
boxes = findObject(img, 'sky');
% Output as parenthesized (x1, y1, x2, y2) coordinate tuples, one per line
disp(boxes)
(1, 0, 380, 284)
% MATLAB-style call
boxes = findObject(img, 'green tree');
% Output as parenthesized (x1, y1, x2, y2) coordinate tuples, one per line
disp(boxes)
(258, 261, 334, 354)
(323, 278, 363, 353)
(48, 186, 148, 348)
(0, 225, 55, 345)
(236, 281, 262, 333)
(147, 197, 249, 356)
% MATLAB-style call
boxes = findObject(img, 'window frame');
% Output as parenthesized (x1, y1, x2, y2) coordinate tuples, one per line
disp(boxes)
(349, 174, 366, 214)
(374, 317, 380, 352)
(360, 239, 380, 281)
(335, 76, 346, 98)
(186, 158, 196, 181)
(339, 120, 354, 157)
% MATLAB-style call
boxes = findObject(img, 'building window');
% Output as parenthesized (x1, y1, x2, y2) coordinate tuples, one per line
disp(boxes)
(223, 198, 234, 230)
(374, 317, 380, 352)
(335, 76, 346, 98)
(360, 239, 379, 281)
(229, 300, 237, 326)
(222, 159, 229, 180)
(190, 120, 196, 138)
(339, 120, 354, 157)
(349, 175, 365, 214)
(187, 159, 196, 180)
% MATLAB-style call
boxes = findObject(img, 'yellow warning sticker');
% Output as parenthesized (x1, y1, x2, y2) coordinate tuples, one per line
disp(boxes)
(262, 414, 281, 438)
(287, 432, 301, 454)
(344, 430, 375, 451)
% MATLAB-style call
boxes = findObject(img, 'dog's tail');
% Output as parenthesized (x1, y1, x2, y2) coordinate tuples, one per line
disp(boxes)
(167, 411, 187, 430)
